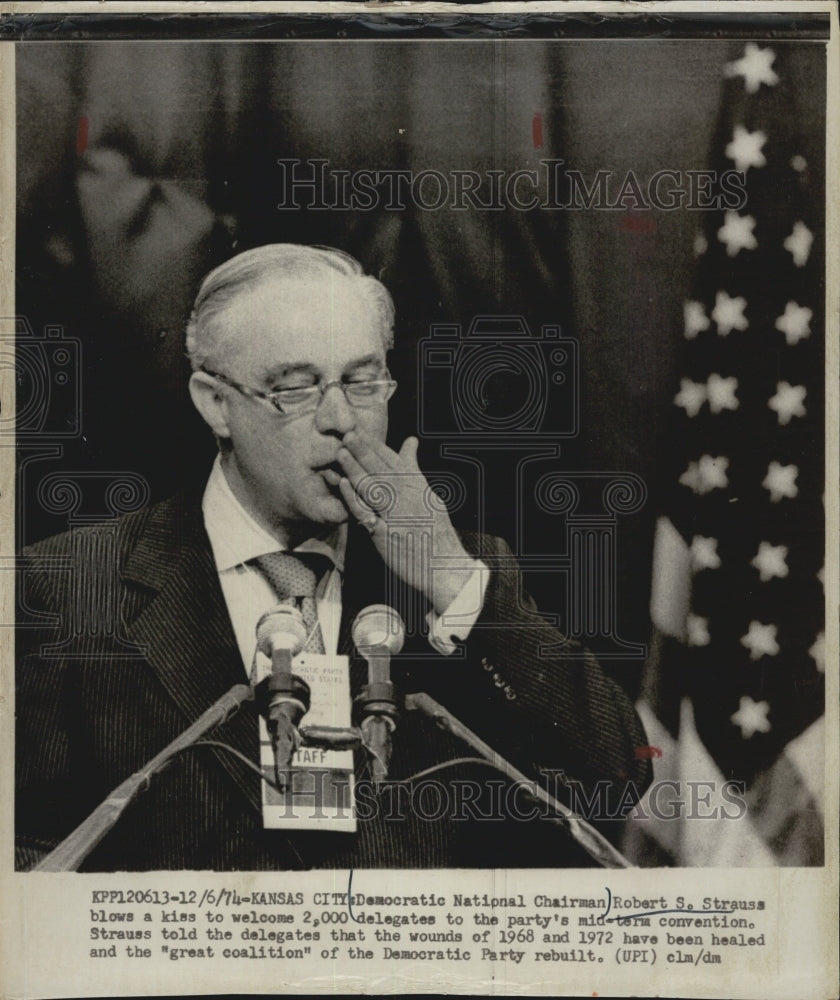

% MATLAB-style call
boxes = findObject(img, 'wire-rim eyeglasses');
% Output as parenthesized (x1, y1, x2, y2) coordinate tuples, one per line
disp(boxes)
(200, 366, 397, 416)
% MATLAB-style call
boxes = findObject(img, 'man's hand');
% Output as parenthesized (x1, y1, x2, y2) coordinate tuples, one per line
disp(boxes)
(336, 431, 479, 615)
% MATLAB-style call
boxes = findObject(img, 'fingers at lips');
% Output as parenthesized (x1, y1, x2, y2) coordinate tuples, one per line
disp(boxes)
(341, 431, 398, 469)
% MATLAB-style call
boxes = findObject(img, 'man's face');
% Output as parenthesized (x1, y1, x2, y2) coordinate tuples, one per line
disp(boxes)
(208, 274, 389, 536)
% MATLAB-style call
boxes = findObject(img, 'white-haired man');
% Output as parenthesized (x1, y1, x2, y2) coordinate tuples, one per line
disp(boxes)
(16, 244, 651, 871)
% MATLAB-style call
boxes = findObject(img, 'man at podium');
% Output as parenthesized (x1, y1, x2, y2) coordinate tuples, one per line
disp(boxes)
(16, 244, 651, 871)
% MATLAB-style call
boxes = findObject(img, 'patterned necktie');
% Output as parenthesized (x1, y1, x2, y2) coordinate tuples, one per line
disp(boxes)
(253, 551, 329, 654)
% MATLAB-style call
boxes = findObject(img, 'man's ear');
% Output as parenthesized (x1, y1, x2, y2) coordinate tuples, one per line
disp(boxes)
(189, 372, 232, 441)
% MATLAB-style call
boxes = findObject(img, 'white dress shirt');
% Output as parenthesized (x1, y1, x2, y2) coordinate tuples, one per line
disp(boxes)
(201, 456, 489, 675)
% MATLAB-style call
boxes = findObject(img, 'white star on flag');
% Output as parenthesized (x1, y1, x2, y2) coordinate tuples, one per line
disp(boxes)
(680, 455, 729, 495)
(751, 542, 789, 582)
(674, 378, 707, 417)
(725, 125, 767, 172)
(783, 220, 813, 267)
(774, 301, 812, 345)
(768, 382, 807, 425)
(683, 299, 710, 339)
(762, 461, 799, 503)
(790, 155, 807, 173)
(717, 211, 757, 257)
(706, 373, 739, 413)
(809, 633, 825, 673)
(711, 290, 748, 336)
(693, 233, 708, 257)
(690, 536, 721, 571)
(740, 620, 780, 660)
(817, 566, 825, 589)
(686, 613, 710, 647)
(724, 43, 779, 94)
(731, 696, 772, 739)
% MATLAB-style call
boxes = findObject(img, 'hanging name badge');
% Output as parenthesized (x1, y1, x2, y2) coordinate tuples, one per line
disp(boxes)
(257, 652, 357, 833)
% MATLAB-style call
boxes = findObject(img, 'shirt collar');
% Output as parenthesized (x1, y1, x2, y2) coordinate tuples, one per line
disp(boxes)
(201, 455, 346, 573)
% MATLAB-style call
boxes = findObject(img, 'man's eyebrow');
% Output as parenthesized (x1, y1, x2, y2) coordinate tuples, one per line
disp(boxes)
(259, 355, 384, 387)
(344, 354, 385, 373)
(260, 363, 318, 386)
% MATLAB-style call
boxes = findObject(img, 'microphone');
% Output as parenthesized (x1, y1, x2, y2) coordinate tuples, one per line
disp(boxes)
(254, 604, 310, 791)
(352, 604, 405, 784)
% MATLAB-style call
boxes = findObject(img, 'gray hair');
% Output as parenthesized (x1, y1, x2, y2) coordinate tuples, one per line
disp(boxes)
(185, 244, 395, 371)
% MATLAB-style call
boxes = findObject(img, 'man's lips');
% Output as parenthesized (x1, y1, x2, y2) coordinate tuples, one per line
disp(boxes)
(313, 461, 342, 487)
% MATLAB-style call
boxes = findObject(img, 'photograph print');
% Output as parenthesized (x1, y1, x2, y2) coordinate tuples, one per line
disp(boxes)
(9, 9, 829, 873)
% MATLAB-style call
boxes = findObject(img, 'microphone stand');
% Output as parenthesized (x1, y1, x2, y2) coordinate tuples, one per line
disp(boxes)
(254, 605, 310, 792)
(253, 605, 369, 787)
(351, 605, 403, 786)
(353, 643, 399, 785)
(404, 691, 635, 870)
(32, 684, 254, 873)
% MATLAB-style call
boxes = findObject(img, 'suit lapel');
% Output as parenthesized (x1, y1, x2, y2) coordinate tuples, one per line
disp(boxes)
(121, 492, 262, 814)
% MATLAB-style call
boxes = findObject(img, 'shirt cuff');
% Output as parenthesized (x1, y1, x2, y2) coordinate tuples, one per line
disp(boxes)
(426, 560, 490, 655)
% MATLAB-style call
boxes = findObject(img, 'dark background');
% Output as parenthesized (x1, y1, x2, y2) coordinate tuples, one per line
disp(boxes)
(13, 27, 825, 696)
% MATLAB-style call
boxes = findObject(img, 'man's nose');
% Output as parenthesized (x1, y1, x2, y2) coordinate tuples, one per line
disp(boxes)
(314, 383, 358, 436)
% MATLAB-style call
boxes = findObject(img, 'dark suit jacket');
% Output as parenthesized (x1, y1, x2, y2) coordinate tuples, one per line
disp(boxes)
(16, 489, 651, 871)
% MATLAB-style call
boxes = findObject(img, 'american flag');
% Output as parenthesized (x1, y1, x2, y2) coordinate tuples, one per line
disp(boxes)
(626, 41, 826, 866)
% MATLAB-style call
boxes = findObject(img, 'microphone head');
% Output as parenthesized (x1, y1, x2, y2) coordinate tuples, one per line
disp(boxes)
(352, 604, 405, 655)
(256, 604, 308, 658)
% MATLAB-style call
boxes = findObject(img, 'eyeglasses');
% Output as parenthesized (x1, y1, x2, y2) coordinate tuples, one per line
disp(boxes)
(200, 366, 397, 416)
